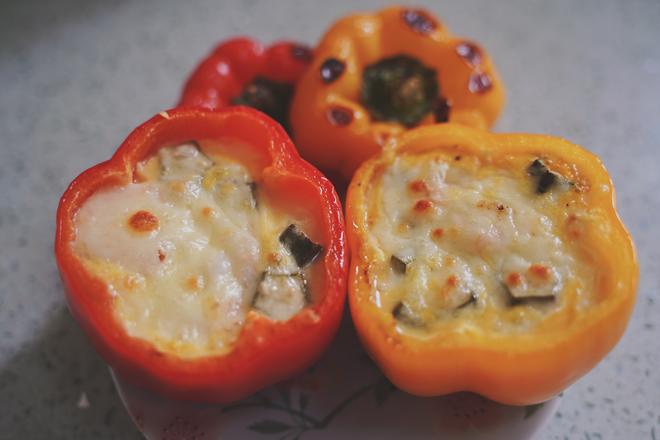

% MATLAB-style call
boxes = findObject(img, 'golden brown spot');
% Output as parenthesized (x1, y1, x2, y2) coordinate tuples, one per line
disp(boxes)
(128, 210, 159, 233)
(413, 199, 432, 213)
(267, 252, 282, 265)
(436, 276, 459, 303)
(169, 181, 186, 193)
(201, 207, 215, 218)
(506, 272, 522, 287)
(123, 275, 141, 291)
(432, 228, 444, 239)
(408, 180, 429, 194)
(157, 249, 166, 262)
(528, 264, 551, 280)
(566, 214, 583, 239)
(444, 256, 456, 267)
(184, 275, 205, 291)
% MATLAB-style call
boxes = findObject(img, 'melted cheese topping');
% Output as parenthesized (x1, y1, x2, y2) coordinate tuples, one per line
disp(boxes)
(366, 152, 597, 335)
(74, 143, 315, 357)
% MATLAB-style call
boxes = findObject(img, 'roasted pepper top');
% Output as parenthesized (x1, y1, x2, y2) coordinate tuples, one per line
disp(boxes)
(179, 38, 313, 134)
(346, 123, 637, 405)
(290, 6, 505, 180)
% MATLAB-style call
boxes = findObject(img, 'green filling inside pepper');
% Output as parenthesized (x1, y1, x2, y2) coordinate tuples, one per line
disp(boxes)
(232, 77, 294, 133)
(361, 55, 438, 127)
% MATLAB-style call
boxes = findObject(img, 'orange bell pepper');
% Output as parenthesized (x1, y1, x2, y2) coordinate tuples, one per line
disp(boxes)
(290, 6, 505, 181)
(55, 107, 347, 403)
(346, 123, 638, 405)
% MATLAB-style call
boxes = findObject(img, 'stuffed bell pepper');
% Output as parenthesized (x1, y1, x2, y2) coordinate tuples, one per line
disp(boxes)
(346, 123, 638, 405)
(179, 37, 313, 134)
(55, 107, 347, 403)
(291, 6, 505, 181)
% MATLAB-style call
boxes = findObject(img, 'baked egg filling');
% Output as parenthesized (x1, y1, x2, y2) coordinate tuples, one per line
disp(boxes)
(73, 143, 323, 357)
(365, 151, 597, 334)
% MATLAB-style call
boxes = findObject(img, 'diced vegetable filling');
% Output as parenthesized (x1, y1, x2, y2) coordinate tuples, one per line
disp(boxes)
(367, 153, 594, 332)
(73, 143, 323, 357)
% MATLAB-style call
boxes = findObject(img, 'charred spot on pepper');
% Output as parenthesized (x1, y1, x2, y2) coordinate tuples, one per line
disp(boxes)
(434, 97, 451, 123)
(320, 58, 345, 83)
(231, 77, 294, 133)
(456, 42, 483, 66)
(290, 44, 313, 63)
(392, 301, 425, 327)
(279, 224, 324, 268)
(401, 9, 437, 35)
(468, 72, 492, 94)
(527, 159, 571, 194)
(326, 106, 354, 126)
(390, 255, 413, 275)
(362, 55, 438, 127)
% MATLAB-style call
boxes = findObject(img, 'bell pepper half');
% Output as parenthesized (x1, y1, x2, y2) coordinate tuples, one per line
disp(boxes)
(55, 107, 347, 403)
(290, 6, 505, 181)
(179, 37, 313, 134)
(346, 123, 638, 405)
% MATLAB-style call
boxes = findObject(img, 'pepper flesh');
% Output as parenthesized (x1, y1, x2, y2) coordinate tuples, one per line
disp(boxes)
(290, 6, 505, 181)
(55, 107, 347, 403)
(179, 37, 313, 133)
(346, 123, 638, 405)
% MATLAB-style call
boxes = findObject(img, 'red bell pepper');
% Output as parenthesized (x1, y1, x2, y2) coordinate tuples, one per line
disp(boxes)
(55, 107, 347, 403)
(179, 37, 313, 133)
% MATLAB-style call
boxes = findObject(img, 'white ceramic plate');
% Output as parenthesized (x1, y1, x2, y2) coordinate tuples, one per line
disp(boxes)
(112, 317, 560, 439)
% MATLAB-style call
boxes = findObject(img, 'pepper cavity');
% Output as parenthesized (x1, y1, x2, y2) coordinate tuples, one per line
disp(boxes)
(361, 55, 438, 127)
(232, 77, 294, 133)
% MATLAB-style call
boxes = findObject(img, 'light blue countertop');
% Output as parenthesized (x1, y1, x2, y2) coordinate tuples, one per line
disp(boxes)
(1, 0, 658, 438)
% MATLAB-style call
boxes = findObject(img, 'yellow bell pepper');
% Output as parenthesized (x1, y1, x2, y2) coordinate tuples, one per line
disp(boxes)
(346, 123, 638, 405)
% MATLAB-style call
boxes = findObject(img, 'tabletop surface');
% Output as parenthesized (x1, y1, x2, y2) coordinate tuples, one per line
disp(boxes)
(1, 0, 658, 438)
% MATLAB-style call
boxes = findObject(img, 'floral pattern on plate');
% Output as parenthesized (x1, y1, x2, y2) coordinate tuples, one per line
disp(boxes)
(112, 315, 560, 439)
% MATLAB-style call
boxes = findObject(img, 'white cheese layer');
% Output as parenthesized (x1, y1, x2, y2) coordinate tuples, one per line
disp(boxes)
(368, 154, 594, 333)
(74, 143, 310, 357)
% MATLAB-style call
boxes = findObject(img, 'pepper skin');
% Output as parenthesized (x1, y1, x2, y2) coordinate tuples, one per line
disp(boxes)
(55, 107, 347, 403)
(179, 37, 313, 133)
(290, 6, 505, 181)
(346, 123, 638, 405)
